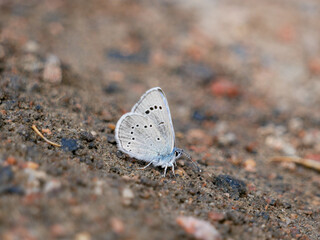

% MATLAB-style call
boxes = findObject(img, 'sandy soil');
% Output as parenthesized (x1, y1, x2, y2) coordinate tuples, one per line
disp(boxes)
(0, 1, 319, 239)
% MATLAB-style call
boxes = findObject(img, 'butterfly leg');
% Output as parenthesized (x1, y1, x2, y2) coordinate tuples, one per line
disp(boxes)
(138, 161, 153, 170)
(171, 164, 175, 176)
(163, 166, 168, 177)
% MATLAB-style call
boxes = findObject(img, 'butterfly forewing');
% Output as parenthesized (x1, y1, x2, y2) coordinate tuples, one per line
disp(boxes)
(115, 113, 169, 161)
(131, 87, 175, 155)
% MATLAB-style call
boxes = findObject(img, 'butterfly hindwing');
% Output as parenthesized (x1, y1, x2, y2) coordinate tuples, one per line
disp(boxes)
(131, 87, 174, 155)
(115, 113, 169, 162)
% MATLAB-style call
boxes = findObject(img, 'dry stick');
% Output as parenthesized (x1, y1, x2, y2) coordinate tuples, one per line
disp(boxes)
(31, 124, 61, 147)
(270, 156, 320, 172)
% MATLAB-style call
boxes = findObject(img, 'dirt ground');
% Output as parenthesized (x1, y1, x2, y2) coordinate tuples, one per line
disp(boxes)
(0, 1, 319, 239)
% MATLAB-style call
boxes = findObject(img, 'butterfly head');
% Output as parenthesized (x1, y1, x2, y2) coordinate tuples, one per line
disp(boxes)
(174, 148, 183, 160)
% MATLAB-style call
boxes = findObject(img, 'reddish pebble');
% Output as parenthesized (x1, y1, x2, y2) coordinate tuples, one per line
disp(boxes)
(277, 24, 296, 43)
(24, 161, 39, 169)
(41, 128, 52, 135)
(50, 224, 67, 238)
(110, 217, 124, 234)
(308, 58, 320, 74)
(107, 123, 116, 131)
(210, 78, 240, 98)
(245, 142, 258, 153)
(244, 159, 256, 172)
(6, 156, 17, 165)
(176, 216, 222, 240)
(208, 212, 225, 222)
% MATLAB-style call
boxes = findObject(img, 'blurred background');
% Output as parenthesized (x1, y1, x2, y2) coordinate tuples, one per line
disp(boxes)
(1, 0, 320, 111)
(0, 1, 319, 239)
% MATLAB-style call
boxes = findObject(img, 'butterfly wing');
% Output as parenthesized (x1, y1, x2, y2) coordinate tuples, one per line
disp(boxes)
(115, 113, 170, 162)
(131, 87, 175, 155)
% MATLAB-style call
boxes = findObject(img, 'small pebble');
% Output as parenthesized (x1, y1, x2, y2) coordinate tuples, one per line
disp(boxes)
(208, 212, 225, 222)
(80, 131, 95, 142)
(175, 168, 187, 177)
(302, 132, 318, 147)
(288, 118, 303, 132)
(309, 57, 320, 74)
(75, 232, 91, 240)
(265, 136, 296, 155)
(210, 78, 240, 98)
(106, 47, 149, 64)
(24, 161, 39, 170)
(107, 123, 116, 131)
(35, 105, 43, 112)
(19, 54, 43, 73)
(24, 168, 47, 194)
(110, 217, 124, 234)
(61, 138, 79, 152)
(43, 54, 62, 84)
(214, 174, 247, 199)
(192, 110, 206, 121)
(104, 82, 122, 94)
(244, 142, 258, 154)
(50, 224, 67, 238)
(44, 179, 61, 193)
(88, 142, 97, 149)
(93, 180, 103, 195)
(0, 186, 24, 195)
(116, 150, 125, 159)
(244, 159, 256, 172)
(6, 156, 17, 165)
(0, 166, 14, 184)
(139, 190, 151, 199)
(122, 187, 134, 206)
(217, 132, 237, 146)
(107, 134, 116, 144)
(176, 216, 222, 240)
(140, 177, 158, 188)
(23, 40, 40, 53)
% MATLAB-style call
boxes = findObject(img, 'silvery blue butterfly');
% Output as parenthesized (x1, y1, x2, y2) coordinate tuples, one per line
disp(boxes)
(115, 87, 199, 176)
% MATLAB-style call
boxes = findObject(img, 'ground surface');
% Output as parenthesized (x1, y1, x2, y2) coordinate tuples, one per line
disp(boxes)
(0, 1, 319, 239)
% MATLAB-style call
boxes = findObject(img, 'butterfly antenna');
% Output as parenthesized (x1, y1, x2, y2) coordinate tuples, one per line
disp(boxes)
(181, 150, 201, 172)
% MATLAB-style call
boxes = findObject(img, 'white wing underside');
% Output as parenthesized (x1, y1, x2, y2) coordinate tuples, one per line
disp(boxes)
(115, 87, 175, 162)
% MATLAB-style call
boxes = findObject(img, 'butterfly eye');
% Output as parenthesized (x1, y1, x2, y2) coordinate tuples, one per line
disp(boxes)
(175, 152, 179, 157)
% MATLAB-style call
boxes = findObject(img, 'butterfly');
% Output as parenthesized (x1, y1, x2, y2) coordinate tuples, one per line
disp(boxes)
(115, 87, 199, 176)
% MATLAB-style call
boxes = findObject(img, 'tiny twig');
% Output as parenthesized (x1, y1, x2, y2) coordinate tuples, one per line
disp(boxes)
(270, 156, 320, 172)
(31, 124, 61, 147)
